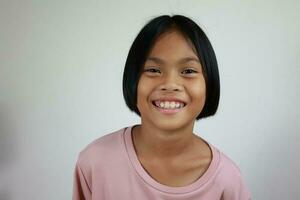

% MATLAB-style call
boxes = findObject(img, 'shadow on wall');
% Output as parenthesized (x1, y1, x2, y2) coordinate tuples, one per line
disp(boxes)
(0, 191, 10, 200)
(0, 105, 18, 200)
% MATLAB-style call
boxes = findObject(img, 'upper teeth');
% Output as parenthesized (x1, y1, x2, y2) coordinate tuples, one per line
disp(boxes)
(154, 101, 185, 109)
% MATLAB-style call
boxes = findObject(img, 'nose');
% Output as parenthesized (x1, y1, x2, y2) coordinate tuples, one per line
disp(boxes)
(158, 72, 183, 92)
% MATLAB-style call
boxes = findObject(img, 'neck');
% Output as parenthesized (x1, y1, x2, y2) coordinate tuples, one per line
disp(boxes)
(132, 122, 197, 160)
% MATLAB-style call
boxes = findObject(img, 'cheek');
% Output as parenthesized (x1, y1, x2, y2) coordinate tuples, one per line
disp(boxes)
(136, 78, 150, 107)
(189, 80, 206, 102)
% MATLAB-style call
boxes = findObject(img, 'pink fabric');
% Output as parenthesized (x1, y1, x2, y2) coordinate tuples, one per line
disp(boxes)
(73, 125, 251, 200)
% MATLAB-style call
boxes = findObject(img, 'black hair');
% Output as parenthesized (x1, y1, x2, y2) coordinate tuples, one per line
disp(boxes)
(122, 15, 220, 120)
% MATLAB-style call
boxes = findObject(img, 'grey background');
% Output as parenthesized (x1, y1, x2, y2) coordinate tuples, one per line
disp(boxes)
(0, 0, 299, 199)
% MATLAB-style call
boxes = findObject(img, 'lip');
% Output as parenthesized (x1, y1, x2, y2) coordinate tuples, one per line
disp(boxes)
(153, 106, 184, 114)
(152, 98, 187, 105)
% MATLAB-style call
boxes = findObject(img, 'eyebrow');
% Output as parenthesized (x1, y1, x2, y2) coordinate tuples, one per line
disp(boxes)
(146, 56, 200, 64)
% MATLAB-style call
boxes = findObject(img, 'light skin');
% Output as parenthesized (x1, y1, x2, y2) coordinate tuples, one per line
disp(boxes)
(132, 29, 212, 187)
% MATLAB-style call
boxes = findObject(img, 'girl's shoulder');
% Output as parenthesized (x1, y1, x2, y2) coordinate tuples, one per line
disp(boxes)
(211, 145, 247, 187)
(218, 150, 243, 175)
(76, 127, 127, 167)
(205, 142, 243, 175)
(213, 147, 251, 198)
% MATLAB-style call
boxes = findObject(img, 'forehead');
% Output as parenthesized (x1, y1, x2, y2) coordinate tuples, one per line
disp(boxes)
(146, 30, 198, 60)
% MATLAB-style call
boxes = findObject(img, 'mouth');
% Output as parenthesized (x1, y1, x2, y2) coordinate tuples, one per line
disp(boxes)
(151, 100, 186, 110)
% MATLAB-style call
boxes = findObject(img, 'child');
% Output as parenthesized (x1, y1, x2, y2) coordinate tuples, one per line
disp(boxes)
(73, 15, 251, 200)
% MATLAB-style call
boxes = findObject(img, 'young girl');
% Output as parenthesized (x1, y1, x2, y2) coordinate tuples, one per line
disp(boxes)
(73, 15, 251, 200)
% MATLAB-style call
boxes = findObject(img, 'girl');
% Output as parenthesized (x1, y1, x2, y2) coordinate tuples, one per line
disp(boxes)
(73, 15, 251, 200)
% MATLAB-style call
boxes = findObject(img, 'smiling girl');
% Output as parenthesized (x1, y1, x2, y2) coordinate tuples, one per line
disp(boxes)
(73, 15, 251, 200)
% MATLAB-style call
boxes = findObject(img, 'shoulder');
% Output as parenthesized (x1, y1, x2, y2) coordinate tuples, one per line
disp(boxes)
(210, 144, 246, 185)
(212, 147, 251, 198)
(76, 127, 127, 169)
(219, 150, 243, 178)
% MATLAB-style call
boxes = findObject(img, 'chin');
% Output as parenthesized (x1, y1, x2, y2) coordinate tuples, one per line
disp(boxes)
(149, 118, 194, 132)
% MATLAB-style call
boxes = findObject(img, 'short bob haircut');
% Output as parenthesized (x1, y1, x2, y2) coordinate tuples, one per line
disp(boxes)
(123, 15, 220, 120)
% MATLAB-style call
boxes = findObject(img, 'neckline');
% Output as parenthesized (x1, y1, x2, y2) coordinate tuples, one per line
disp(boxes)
(123, 125, 220, 194)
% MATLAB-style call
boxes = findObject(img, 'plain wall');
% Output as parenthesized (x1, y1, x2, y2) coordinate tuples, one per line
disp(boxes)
(0, 0, 299, 199)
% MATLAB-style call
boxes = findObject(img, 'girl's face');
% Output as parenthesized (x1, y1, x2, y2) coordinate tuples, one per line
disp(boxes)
(137, 30, 206, 131)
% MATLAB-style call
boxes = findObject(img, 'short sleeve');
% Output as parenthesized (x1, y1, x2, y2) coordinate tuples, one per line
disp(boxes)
(72, 161, 92, 200)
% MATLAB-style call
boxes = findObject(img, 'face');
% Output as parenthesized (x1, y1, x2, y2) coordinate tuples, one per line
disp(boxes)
(137, 30, 206, 131)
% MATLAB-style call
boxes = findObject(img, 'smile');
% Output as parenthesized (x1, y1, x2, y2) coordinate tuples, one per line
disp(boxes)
(152, 100, 186, 114)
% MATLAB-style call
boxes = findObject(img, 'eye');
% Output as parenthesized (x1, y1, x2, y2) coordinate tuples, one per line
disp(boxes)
(182, 68, 198, 74)
(144, 67, 161, 74)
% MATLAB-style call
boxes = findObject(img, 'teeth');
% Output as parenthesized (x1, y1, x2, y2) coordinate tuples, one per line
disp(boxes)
(154, 101, 185, 109)
(159, 102, 164, 108)
(170, 101, 175, 109)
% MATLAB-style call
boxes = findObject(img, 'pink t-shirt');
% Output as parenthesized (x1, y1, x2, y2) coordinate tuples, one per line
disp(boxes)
(73, 125, 251, 200)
